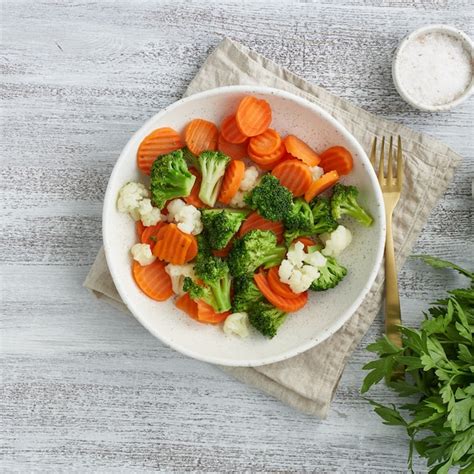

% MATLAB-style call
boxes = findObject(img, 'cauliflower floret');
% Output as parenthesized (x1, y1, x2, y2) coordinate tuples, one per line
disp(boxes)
(286, 241, 306, 268)
(321, 225, 352, 257)
(278, 259, 294, 282)
(223, 312, 250, 338)
(239, 166, 260, 191)
(166, 199, 203, 235)
(117, 182, 149, 220)
(229, 190, 247, 208)
(130, 243, 156, 266)
(165, 263, 195, 295)
(138, 198, 162, 226)
(309, 166, 324, 181)
(303, 249, 327, 268)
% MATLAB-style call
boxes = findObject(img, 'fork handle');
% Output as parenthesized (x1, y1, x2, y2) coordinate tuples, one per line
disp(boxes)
(384, 214, 402, 347)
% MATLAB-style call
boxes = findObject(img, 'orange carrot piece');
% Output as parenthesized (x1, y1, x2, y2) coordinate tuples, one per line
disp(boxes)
(137, 127, 183, 175)
(319, 146, 354, 176)
(175, 293, 199, 319)
(284, 135, 321, 166)
(218, 160, 246, 204)
(294, 236, 315, 248)
(248, 128, 281, 156)
(184, 168, 205, 208)
(247, 142, 286, 168)
(136, 221, 145, 239)
(235, 96, 272, 137)
(152, 223, 192, 264)
(132, 260, 173, 301)
(185, 119, 218, 156)
(238, 211, 284, 243)
(217, 134, 248, 161)
(220, 115, 248, 144)
(196, 300, 230, 324)
(185, 234, 198, 262)
(254, 271, 308, 312)
(141, 222, 166, 249)
(272, 159, 312, 197)
(212, 240, 233, 258)
(267, 266, 300, 300)
(304, 170, 340, 202)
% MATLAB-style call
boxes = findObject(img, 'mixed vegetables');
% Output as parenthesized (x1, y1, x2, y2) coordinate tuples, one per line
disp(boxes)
(117, 95, 373, 338)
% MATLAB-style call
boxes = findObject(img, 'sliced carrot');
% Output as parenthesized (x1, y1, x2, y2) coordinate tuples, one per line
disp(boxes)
(196, 300, 230, 324)
(248, 142, 286, 169)
(272, 159, 312, 197)
(132, 260, 173, 301)
(238, 211, 284, 243)
(136, 221, 145, 239)
(218, 160, 246, 204)
(152, 223, 192, 264)
(254, 271, 308, 313)
(267, 266, 300, 300)
(304, 170, 340, 202)
(235, 96, 272, 137)
(185, 119, 218, 156)
(184, 168, 205, 208)
(248, 129, 281, 156)
(212, 240, 233, 258)
(137, 127, 183, 175)
(175, 293, 199, 319)
(284, 135, 321, 167)
(185, 234, 198, 262)
(220, 115, 248, 144)
(294, 236, 315, 248)
(217, 134, 248, 161)
(141, 222, 166, 249)
(319, 146, 354, 176)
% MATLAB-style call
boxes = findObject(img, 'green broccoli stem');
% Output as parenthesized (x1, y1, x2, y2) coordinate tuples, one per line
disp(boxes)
(208, 277, 232, 312)
(345, 203, 373, 226)
(261, 247, 286, 269)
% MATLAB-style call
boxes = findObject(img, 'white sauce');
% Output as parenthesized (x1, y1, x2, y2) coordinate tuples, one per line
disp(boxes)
(397, 32, 473, 106)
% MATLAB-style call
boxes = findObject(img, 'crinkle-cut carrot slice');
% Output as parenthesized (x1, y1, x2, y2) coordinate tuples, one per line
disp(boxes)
(185, 234, 198, 262)
(175, 293, 199, 319)
(137, 127, 183, 175)
(217, 134, 248, 161)
(248, 128, 281, 156)
(136, 221, 145, 239)
(304, 170, 339, 202)
(218, 160, 246, 204)
(185, 119, 218, 155)
(196, 300, 230, 324)
(271, 159, 312, 197)
(319, 146, 354, 176)
(141, 222, 166, 250)
(235, 96, 272, 137)
(267, 266, 301, 299)
(132, 260, 173, 301)
(152, 223, 192, 264)
(220, 115, 248, 144)
(284, 135, 321, 166)
(184, 168, 205, 208)
(247, 142, 286, 169)
(238, 211, 284, 243)
(254, 271, 308, 312)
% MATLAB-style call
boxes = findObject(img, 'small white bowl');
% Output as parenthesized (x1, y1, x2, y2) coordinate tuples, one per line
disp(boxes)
(392, 25, 474, 112)
(103, 85, 385, 367)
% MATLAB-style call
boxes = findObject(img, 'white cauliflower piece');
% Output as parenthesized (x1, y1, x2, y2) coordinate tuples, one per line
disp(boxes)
(130, 243, 156, 266)
(165, 263, 195, 295)
(229, 190, 247, 208)
(166, 199, 203, 235)
(303, 249, 327, 268)
(286, 241, 306, 268)
(309, 166, 324, 181)
(239, 166, 260, 191)
(223, 312, 250, 338)
(138, 198, 162, 226)
(117, 182, 149, 221)
(321, 225, 352, 257)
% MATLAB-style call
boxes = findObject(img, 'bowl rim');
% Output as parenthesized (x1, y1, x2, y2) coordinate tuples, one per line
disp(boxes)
(102, 85, 386, 367)
(392, 24, 474, 112)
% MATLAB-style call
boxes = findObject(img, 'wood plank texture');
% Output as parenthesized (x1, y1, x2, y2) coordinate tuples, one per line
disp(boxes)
(1, 0, 472, 472)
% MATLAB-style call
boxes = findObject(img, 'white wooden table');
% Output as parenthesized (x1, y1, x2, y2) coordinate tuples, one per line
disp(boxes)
(1, 1, 472, 472)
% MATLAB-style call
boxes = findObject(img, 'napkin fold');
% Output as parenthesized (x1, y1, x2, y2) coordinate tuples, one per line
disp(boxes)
(84, 38, 461, 418)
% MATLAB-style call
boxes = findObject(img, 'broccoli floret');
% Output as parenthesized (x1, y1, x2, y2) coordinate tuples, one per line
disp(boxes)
(232, 275, 265, 313)
(248, 302, 287, 338)
(244, 174, 293, 222)
(194, 255, 232, 312)
(150, 150, 196, 209)
(284, 198, 314, 230)
(201, 209, 248, 250)
(310, 256, 347, 291)
(330, 183, 373, 227)
(198, 151, 230, 207)
(310, 197, 338, 234)
(181, 147, 200, 171)
(228, 229, 286, 277)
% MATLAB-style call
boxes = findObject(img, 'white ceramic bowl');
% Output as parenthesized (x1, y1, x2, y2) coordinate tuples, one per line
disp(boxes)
(392, 25, 474, 112)
(103, 85, 385, 367)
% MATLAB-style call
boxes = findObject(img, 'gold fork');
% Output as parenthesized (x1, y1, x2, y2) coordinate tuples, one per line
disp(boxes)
(370, 136, 403, 347)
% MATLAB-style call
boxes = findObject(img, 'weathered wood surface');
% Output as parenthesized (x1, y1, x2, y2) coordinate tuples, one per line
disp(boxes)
(1, 0, 472, 472)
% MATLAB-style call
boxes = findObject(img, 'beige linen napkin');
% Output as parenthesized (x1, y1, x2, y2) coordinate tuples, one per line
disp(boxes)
(84, 38, 461, 418)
